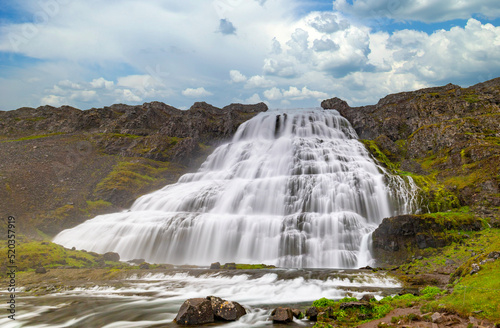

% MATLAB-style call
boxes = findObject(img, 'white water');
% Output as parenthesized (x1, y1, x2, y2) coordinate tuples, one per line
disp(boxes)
(54, 108, 417, 268)
(0, 269, 402, 328)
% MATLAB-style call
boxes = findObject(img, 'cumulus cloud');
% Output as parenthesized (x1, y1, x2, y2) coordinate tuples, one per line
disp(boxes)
(182, 87, 213, 98)
(308, 12, 350, 33)
(245, 75, 275, 89)
(333, 0, 500, 23)
(264, 86, 328, 101)
(90, 77, 114, 89)
(230, 70, 247, 83)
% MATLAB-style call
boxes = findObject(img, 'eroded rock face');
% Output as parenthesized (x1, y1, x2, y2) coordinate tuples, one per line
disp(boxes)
(174, 298, 214, 325)
(372, 214, 483, 264)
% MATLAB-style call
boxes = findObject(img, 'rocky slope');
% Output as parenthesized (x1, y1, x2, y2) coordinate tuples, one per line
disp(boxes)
(0, 101, 267, 236)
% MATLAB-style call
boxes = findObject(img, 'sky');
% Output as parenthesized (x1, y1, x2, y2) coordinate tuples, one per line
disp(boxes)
(0, 0, 499, 111)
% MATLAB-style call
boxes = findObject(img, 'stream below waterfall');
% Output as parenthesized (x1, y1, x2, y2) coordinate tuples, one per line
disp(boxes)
(2, 269, 402, 328)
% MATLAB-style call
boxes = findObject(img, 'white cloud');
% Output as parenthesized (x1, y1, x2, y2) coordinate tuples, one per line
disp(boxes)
(230, 70, 247, 83)
(264, 86, 328, 101)
(116, 89, 142, 103)
(245, 75, 276, 89)
(263, 87, 283, 100)
(90, 77, 114, 89)
(41, 95, 65, 107)
(245, 93, 262, 103)
(333, 0, 500, 23)
(182, 87, 213, 98)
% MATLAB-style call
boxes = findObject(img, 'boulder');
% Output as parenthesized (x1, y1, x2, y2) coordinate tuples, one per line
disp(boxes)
(223, 262, 237, 270)
(210, 262, 221, 269)
(305, 307, 319, 321)
(207, 296, 246, 321)
(291, 309, 302, 319)
(360, 294, 375, 302)
(103, 252, 120, 262)
(35, 267, 47, 274)
(271, 307, 294, 323)
(139, 263, 150, 269)
(174, 298, 214, 325)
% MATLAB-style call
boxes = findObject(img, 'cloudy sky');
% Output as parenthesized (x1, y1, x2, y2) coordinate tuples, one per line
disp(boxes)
(1, 0, 499, 110)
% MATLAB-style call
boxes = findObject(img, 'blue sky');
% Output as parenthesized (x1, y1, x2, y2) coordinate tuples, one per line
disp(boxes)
(0, 0, 499, 110)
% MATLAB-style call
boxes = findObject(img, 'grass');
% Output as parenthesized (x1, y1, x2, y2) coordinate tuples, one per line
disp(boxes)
(310, 287, 447, 327)
(0, 237, 128, 272)
(1, 132, 65, 143)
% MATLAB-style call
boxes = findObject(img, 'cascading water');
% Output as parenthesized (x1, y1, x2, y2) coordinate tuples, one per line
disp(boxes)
(54, 108, 417, 268)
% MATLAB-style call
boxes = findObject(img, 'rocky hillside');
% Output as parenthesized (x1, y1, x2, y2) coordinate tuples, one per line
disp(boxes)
(0, 101, 267, 237)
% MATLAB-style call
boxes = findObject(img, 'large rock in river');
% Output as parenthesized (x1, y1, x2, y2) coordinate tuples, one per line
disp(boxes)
(207, 296, 246, 321)
(174, 298, 214, 325)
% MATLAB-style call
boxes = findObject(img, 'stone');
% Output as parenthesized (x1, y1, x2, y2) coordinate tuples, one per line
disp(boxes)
(445, 259, 455, 266)
(127, 258, 146, 265)
(360, 294, 375, 302)
(223, 262, 237, 270)
(291, 309, 302, 319)
(305, 307, 318, 321)
(488, 251, 500, 259)
(139, 263, 150, 269)
(174, 298, 214, 325)
(210, 262, 221, 269)
(431, 312, 444, 324)
(271, 307, 294, 323)
(207, 296, 246, 321)
(470, 263, 480, 275)
(35, 267, 47, 274)
(103, 252, 120, 262)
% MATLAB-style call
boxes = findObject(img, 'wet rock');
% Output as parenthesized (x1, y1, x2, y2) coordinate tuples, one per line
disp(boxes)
(271, 307, 294, 323)
(210, 262, 221, 269)
(360, 294, 375, 302)
(127, 258, 146, 265)
(207, 296, 246, 321)
(306, 307, 319, 321)
(35, 267, 47, 274)
(103, 252, 120, 262)
(175, 298, 214, 325)
(291, 309, 302, 319)
(223, 262, 237, 270)
(139, 263, 150, 269)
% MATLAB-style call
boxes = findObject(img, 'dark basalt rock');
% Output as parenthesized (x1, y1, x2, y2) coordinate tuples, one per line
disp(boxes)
(271, 307, 294, 323)
(207, 296, 246, 321)
(210, 262, 221, 269)
(102, 252, 120, 262)
(174, 298, 214, 325)
(306, 307, 319, 321)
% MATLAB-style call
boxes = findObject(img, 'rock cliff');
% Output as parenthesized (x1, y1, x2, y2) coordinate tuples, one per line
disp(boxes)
(0, 101, 267, 236)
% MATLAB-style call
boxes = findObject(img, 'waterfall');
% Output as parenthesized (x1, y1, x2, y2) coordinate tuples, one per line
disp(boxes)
(54, 108, 417, 268)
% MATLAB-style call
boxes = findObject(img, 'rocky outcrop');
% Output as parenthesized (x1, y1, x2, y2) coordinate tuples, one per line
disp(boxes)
(372, 214, 484, 264)
(174, 296, 246, 325)
(0, 101, 267, 236)
(322, 77, 500, 210)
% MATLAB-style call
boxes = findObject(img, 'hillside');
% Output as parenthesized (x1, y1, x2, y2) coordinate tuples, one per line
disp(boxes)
(0, 101, 267, 237)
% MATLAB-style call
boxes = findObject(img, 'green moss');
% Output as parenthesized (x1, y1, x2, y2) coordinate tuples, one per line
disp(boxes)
(360, 140, 399, 170)
(462, 94, 480, 103)
(1, 132, 65, 143)
(0, 239, 127, 271)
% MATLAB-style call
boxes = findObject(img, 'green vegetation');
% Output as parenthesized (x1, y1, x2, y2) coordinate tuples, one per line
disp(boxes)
(310, 287, 446, 327)
(1, 132, 65, 143)
(0, 238, 127, 272)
